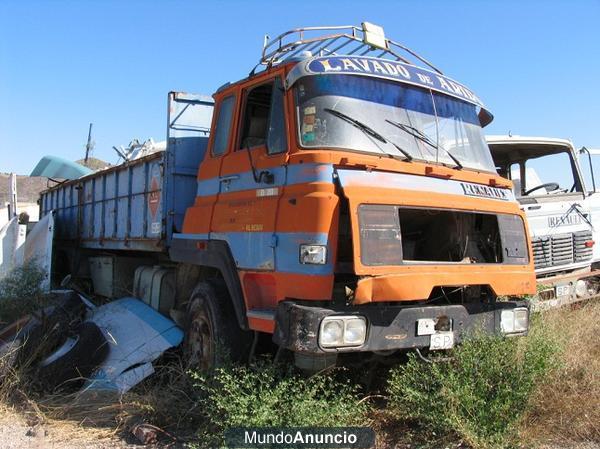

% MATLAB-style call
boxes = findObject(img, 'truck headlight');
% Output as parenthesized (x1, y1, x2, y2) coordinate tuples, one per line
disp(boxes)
(300, 244, 327, 264)
(319, 316, 367, 348)
(500, 307, 529, 334)
(320, 319, 344, 347)
(358, 204, 403, 266)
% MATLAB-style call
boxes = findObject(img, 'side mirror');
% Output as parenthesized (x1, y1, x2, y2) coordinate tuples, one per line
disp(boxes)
(579, 147, 597, 193)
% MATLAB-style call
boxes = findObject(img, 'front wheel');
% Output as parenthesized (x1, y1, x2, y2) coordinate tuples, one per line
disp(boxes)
(184, 281, 250, 371)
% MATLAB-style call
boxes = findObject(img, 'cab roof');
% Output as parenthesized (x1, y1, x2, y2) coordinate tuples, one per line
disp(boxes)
(257, 23, 443, 74)
(243, 23, 493, 125)
(486, 135, 575, 165)
(486, 135, 574, 148)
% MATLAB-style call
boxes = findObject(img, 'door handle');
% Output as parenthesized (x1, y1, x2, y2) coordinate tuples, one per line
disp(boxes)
(220, 175, 240, 183)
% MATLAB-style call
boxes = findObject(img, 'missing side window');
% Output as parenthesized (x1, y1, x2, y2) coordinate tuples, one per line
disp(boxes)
(239, 79, 287, 154)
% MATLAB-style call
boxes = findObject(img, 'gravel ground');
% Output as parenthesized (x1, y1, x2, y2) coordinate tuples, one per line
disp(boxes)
(539, 444, 600, 449)
(0, 407, 597, 449)
(0, 410, 144, 449)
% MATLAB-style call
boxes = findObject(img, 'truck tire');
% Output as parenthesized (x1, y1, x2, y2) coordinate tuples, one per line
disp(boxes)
(0, 316, 40, 380)
(18, 290, 87, 364)
(184, 281, 250, 370)
(37, 321, 108, 391)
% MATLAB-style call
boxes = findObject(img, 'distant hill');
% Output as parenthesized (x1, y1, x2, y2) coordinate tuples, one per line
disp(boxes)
(0, 174, 48, 204)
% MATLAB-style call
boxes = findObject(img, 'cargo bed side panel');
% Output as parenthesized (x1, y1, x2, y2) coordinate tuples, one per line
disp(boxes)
(41, 154, 167, 252)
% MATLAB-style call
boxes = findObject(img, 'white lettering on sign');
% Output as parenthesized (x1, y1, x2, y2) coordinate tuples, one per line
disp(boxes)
(460, 182, 510, 201)
(301, 56, 485, 107)
(316, 57, 412, 80)
(417, 73, 434, 85)
(437, 76, 480, 103)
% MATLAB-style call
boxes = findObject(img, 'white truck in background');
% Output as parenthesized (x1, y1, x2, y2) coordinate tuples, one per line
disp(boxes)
(487, 135, 599, 307)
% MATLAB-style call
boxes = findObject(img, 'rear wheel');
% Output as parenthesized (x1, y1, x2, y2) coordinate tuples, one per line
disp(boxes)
(184, 281, 250, 371)
(37, 321, 108, 390)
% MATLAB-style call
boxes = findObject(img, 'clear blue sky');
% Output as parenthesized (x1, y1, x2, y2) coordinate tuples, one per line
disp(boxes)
(1, 0, 599, 181)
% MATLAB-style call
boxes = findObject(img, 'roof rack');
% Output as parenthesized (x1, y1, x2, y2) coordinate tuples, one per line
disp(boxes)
(256, 22, 443, 75)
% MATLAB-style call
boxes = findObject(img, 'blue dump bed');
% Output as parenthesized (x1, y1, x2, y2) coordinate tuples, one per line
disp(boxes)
(39, 92, 213, 252)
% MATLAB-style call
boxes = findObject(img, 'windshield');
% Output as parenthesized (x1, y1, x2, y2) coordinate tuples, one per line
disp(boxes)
(507, 150, 581, 196)
(294, 74, 496, 172)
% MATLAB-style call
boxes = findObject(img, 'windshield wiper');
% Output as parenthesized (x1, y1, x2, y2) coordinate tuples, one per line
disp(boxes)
(324, 108, 413, 162)
(385, 119, 463, 170)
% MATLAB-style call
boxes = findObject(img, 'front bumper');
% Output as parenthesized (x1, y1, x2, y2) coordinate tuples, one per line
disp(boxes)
(273, 300, 529, 354)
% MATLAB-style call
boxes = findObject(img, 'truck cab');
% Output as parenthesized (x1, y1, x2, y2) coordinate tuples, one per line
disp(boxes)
(487, 135, 597, 304)
(172, 24, 535, 369)
(41, 24, 536, 371)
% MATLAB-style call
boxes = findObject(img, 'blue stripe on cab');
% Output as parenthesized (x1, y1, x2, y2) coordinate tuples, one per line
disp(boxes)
(196, 163, 334, 196)
(275, 231, 330, 274)
(173, 231, 333, 275)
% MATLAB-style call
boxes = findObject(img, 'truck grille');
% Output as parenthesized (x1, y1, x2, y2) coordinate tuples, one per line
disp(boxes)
(532, 231, 593, 269)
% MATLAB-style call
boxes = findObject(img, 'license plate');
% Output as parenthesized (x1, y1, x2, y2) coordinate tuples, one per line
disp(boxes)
(429, 332, 454, 350)
(555, 285, 571, 298)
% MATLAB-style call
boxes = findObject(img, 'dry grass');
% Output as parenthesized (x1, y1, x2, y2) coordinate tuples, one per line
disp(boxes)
(0, 300, 197, 444)
(0, 403, 138, 448)
(2, 293, 600, 448)
(0, 354, 195, 446)
(521, 300, 600, 446)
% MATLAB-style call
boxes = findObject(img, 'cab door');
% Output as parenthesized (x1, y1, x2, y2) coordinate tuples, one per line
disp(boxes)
(211, 76, 288, 273)
(182, 93, 236, 235)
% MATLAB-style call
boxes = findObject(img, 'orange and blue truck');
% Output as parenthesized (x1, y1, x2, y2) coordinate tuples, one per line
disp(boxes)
(39, 23, 536, 370)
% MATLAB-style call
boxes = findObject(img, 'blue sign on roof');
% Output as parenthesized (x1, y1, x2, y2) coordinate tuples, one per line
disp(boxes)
(287, 56, 486, 111)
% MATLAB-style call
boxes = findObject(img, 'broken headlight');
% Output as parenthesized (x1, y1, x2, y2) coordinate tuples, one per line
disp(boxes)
(358, 204, 402, 266)
(500, 307, 529, 334)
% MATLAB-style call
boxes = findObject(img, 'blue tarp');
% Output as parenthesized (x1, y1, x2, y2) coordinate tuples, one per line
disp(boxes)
(31, 155, 93, 179)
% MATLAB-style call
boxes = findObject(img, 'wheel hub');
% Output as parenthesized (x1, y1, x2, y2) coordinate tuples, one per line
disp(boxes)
(186, 307, 213, 371)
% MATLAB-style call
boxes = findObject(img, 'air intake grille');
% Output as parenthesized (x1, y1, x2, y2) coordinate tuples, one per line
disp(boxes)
(574, 230, 594, 261)
(532, 230, 593, 269)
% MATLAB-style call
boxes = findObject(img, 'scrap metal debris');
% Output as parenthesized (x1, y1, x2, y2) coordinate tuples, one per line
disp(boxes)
(30, 155, 92, 180)
(82, 297, 184, 394)
(131, 423, 159, 445)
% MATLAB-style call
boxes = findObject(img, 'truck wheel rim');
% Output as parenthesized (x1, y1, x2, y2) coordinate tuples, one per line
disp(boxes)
(188, 309, 213, 371)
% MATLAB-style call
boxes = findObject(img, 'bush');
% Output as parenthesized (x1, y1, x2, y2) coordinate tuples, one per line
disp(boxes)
(0, 262, 47, 326)
(387, 326, 560, 449)
(189, 361, 370, 445)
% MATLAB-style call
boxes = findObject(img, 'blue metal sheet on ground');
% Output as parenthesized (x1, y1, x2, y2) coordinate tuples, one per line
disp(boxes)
(83, 297, 184, 393)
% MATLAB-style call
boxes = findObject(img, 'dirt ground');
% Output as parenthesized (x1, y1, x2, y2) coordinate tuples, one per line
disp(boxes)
(0, 409, 143, 449)
(0, 407, 599, 449)
(0, 301, 598, 449)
